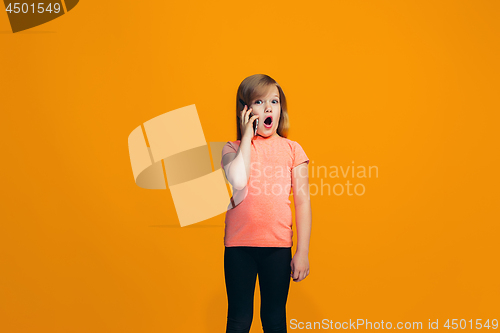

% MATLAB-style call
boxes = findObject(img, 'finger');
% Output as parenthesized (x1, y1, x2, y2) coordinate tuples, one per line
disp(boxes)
(244, 115, 258, 131)
(245, 108, 253, 121)
(242, 108, 249, 123)
(249, 114, 259, 124)
(241, 107, 252, 126)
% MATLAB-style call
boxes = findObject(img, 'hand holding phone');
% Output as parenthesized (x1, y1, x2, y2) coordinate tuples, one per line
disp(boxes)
(239, 98, 258, 138)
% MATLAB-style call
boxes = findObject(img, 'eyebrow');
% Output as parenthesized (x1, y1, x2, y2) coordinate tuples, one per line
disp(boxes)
(254, 94, 280, 100)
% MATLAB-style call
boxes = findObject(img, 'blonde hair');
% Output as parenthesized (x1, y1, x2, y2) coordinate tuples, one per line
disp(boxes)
(235, 74, 290, 140)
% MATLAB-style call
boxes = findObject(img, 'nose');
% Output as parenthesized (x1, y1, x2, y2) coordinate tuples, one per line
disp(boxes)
(264, 101, 272, 112)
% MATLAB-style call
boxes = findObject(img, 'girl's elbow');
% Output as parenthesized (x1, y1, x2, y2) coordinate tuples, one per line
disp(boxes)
(228, 177, 247, 191)
(232, 181, 247, 191)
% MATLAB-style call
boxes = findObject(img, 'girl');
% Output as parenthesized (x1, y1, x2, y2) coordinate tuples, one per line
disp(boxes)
(221, 74, 312, 333)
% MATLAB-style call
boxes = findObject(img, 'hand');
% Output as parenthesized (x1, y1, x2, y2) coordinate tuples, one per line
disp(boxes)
(239, 105, 259, 141)
(290, 252, 309, 282)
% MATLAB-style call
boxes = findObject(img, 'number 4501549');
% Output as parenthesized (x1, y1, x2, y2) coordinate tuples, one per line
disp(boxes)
(444, 319, 498, 330)
(5, 3, 62, 14)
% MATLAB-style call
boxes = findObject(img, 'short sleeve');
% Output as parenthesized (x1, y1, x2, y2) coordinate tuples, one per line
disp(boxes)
(220, 141, 238, 168)
(292, 142, 309, 169)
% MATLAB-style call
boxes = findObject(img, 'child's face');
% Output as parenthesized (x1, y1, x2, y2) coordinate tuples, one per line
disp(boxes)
(250, 86, 281, 137)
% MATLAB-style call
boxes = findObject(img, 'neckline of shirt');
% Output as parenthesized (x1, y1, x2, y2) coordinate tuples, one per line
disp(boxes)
(253, 134, 282, 141)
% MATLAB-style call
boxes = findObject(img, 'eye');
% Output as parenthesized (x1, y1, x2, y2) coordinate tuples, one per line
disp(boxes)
(272, 99, 279, 104)
(254, 100, 262, 105)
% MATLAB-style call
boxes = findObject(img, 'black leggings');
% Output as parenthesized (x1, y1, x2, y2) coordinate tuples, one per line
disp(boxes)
(224, 246, 292, 333)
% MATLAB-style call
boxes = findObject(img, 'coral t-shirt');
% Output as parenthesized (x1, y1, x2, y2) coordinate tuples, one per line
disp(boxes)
(220, 135, 309, 247)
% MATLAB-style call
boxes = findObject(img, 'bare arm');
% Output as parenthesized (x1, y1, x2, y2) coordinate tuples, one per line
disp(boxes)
(222, 136, 252, 190)
(290, 162, 312, 282)
(221, 105, 259, 191)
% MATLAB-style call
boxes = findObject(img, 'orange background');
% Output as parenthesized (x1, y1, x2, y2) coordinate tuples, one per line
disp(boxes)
(1, 1, 499, 332)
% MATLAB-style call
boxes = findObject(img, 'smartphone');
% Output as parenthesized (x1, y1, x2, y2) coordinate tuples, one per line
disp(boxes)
(239, 98, 258, 136)
(252, 113, 258, 136)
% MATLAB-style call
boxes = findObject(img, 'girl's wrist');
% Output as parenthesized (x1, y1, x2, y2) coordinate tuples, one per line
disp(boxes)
(241, 136, 252, 145)
(295, 249, 309, 256)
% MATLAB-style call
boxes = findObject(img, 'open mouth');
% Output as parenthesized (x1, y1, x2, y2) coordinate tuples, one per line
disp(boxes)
(264, 116, 273, 128)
